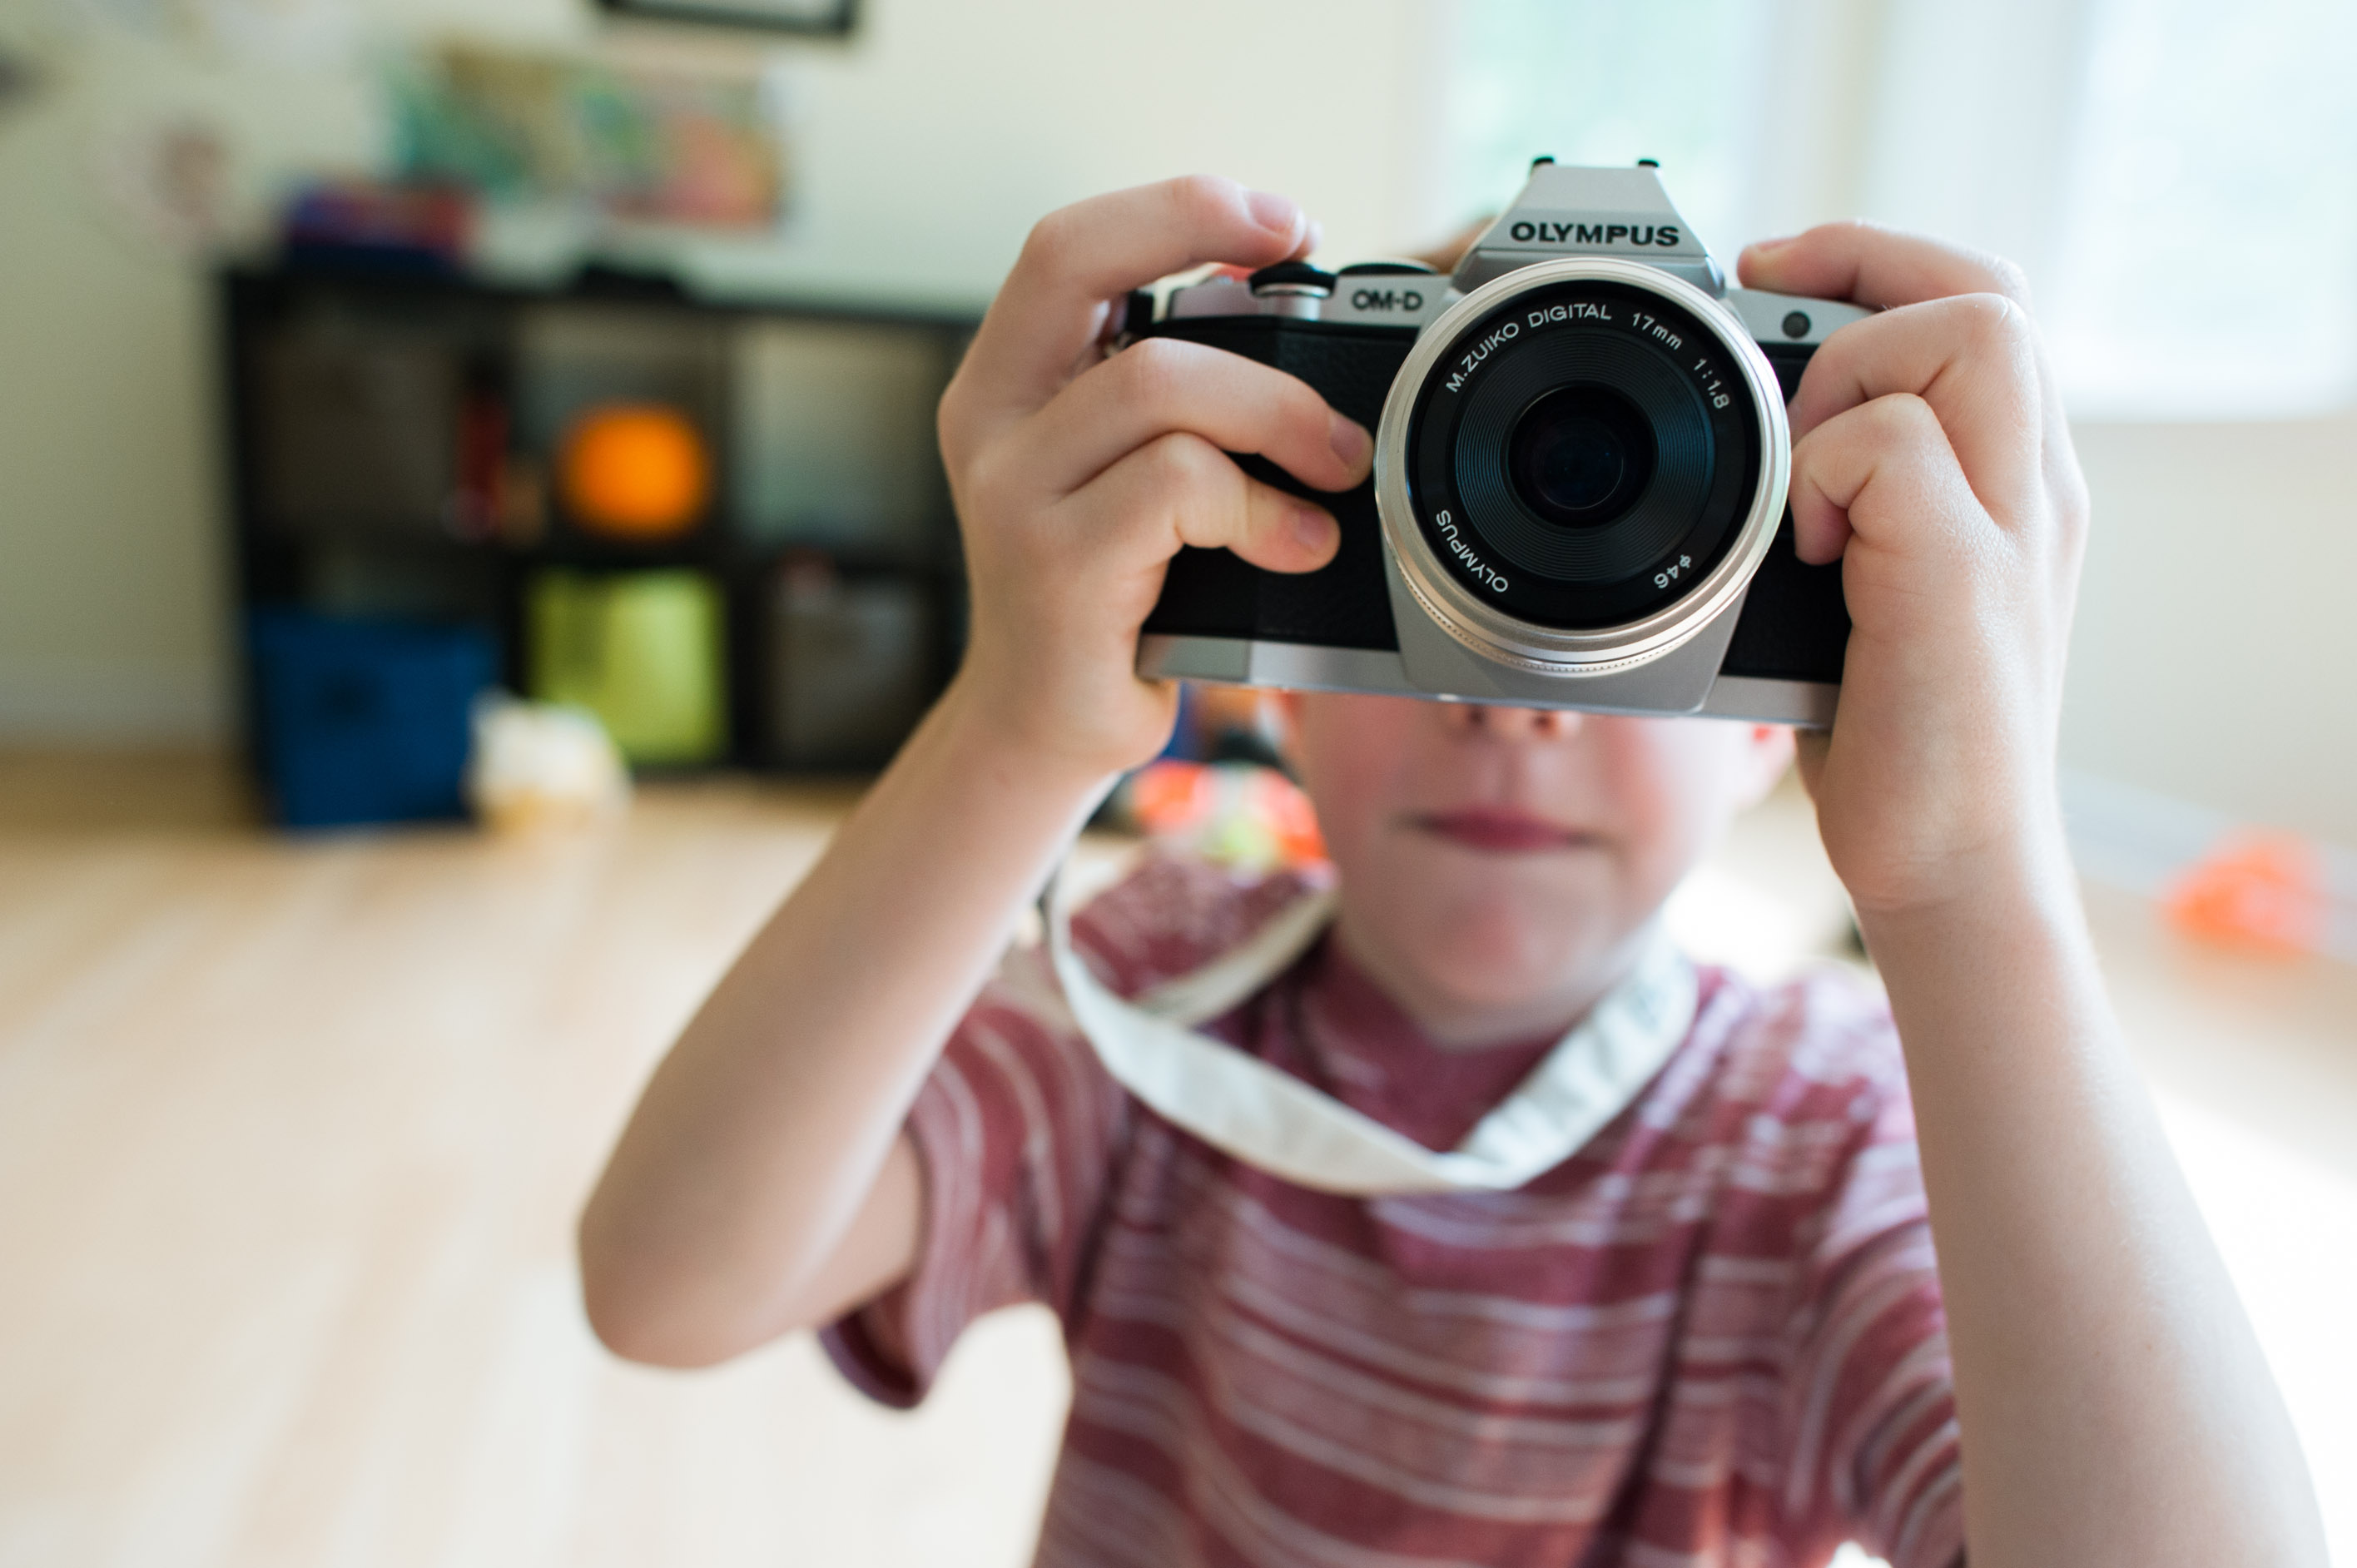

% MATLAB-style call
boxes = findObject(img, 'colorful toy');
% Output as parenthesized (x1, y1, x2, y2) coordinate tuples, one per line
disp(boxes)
(558, 403, 710, 540)
(2162, 831, 2327, 956)
(1114, 761, 1326, 871)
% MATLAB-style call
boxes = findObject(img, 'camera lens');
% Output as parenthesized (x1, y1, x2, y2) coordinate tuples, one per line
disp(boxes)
(1506, 385, 1655, 526)
(1404, 277, 1764, 633)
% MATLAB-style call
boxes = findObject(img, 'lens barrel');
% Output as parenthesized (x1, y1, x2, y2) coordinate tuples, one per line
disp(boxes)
(1401, 275, 1765, 634)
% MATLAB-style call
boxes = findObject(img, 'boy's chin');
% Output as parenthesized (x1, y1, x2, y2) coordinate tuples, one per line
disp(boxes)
(1329, 823, 1668, 1027)
(1347, 874, 1645, 1025)
(1412, 910, 1630, 999)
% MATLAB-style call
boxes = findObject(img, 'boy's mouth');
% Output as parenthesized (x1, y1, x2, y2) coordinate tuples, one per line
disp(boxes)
(1408, 807, 1594, 853)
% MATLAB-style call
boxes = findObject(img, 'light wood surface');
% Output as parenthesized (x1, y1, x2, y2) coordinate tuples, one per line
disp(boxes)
(0, 762, 1065, 1568)
(0, 754, 2350, 1566)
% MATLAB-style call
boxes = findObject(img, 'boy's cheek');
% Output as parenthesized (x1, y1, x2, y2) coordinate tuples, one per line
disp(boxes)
(1286, 697, 1421, 853)
(1605, 717, 1789, 840)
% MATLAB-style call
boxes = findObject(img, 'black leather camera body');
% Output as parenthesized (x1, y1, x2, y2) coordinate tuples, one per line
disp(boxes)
(1132, 162, 1873, 724)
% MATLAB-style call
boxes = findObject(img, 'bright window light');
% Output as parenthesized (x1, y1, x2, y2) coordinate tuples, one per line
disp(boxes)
(1438, 0, 1768, 259)
(2047, 0, 2357, 419)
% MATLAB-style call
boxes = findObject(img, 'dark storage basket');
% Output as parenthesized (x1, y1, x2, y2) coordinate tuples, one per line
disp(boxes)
(248, 610, 498, 829)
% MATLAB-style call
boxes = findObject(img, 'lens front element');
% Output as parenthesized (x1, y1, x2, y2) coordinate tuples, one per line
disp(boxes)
(1507, 385, 1655, 526)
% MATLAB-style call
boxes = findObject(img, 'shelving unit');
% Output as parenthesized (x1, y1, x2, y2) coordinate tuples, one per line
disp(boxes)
(218, 260, 976, 820)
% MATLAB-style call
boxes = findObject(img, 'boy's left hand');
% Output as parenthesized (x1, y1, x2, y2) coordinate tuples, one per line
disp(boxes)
(1739, 225, 2091, 917)
(1747, 228, 2331, 1568)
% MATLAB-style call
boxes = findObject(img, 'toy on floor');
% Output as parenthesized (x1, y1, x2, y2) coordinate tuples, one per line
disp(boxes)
(465, 693, 631, 834)
(1110, 760, 1325, 871)
(2163, 831, 2326, 957)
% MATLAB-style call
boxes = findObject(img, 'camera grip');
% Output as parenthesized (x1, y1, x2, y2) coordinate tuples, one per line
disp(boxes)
(1137, 319, 1411, 653)
(1720, 344, 1850, 684)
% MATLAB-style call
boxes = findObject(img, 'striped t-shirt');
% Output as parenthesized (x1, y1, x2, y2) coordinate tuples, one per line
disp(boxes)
(823, 852, 1963, 1568)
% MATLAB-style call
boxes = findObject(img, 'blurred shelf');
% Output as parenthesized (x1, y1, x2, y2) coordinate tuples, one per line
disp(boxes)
(219, 258, 980, 821)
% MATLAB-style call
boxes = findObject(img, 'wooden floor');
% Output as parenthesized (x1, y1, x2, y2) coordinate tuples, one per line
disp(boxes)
(1, 752, 2350, 1567)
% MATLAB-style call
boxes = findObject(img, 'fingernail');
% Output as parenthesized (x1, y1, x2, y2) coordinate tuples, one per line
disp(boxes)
(1746, 236, 1794, 256)
(1246, 188, 1303, 238)
(1329, 413, 1372, 470)
(1293, 505, 1337, 553)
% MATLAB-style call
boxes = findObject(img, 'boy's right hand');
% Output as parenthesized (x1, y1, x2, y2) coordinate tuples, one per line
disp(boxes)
(582, 181, 1371, 1369)
(936, 176, 1376, 783)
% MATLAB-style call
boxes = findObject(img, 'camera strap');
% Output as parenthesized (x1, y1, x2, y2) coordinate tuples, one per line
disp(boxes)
(1045, 855, 1696, 1195)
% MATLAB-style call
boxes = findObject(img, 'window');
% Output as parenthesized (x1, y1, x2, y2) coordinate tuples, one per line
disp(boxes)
(1437, 0, 1770, 257)
(2046, 0, 2357, 418)
(1439, 0, 2357, 420)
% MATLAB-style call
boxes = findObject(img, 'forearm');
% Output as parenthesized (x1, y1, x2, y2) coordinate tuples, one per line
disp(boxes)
(574, 176, 1360, 1367)
(578, 677, 1110, 1365)
(1862, 831, 2325, 1566)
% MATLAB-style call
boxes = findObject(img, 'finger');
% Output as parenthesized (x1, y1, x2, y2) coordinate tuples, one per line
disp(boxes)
(1786, 392, 1983, 569)
(956, 176, 1313, 424)
(1060, 431, 1341, 578)
(1736, 220, 2031, 311)
(1787, 293, 2047, 521)
(1010, 336, 1372, 499)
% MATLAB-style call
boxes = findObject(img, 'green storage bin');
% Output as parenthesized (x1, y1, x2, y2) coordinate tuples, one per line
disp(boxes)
(528, 569, 727, 765)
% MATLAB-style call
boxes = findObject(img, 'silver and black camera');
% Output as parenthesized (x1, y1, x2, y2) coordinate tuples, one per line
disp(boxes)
(1129, 161, 1873, 724)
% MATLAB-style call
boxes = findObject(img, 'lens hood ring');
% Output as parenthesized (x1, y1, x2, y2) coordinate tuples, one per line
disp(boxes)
(1374, 256, 1792, 673)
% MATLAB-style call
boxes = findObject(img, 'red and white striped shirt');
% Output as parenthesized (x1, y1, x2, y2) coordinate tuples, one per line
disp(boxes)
(824, 852, 1963, 1568)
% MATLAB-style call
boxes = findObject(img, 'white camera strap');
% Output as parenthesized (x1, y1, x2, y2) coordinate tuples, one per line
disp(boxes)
(1045, 856, 1697, 1196)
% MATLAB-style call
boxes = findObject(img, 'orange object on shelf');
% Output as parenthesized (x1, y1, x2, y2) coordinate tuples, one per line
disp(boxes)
(2161, 831, 2326, 956)
(557, 403, 710, 540)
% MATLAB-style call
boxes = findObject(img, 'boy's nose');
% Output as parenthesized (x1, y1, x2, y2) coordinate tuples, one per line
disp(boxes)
(1450, 702, 1582, 742)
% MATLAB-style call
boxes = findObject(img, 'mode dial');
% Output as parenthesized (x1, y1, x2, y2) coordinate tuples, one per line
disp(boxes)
(1248, 261, 1337, 297)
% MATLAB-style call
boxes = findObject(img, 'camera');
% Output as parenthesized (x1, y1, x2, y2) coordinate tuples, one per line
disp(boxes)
(1128, 161, 1873, 724)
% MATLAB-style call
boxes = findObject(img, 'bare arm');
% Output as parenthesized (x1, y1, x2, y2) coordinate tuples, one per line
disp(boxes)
(1746, 226, 2325, 1564)
(577, 697, 1105, 1366)
(1863, 857, 2321, 1566)
(577, 176, 1371, 1368)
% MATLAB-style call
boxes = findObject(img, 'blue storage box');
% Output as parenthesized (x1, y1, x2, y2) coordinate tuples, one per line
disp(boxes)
(249, 610, 499, 829)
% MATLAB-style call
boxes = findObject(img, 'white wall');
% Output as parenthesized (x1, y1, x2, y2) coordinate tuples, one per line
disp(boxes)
(2066, 417, 2357, 846)
(0, 0, 1434, 744)
(1751, 0, 2357, 847)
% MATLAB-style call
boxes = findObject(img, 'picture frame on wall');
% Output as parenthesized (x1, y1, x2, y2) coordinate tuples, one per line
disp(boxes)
(596, 0, 855, 36)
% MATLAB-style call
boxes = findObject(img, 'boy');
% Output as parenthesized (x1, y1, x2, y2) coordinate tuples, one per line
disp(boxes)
(578, 177, 2325, 1566)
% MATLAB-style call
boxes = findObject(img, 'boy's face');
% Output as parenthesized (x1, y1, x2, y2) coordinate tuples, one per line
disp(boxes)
(1283, 692, 1794, 1046)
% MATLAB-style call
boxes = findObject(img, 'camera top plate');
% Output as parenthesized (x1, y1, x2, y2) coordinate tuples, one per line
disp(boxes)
(1452, 162, 1723, 295)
